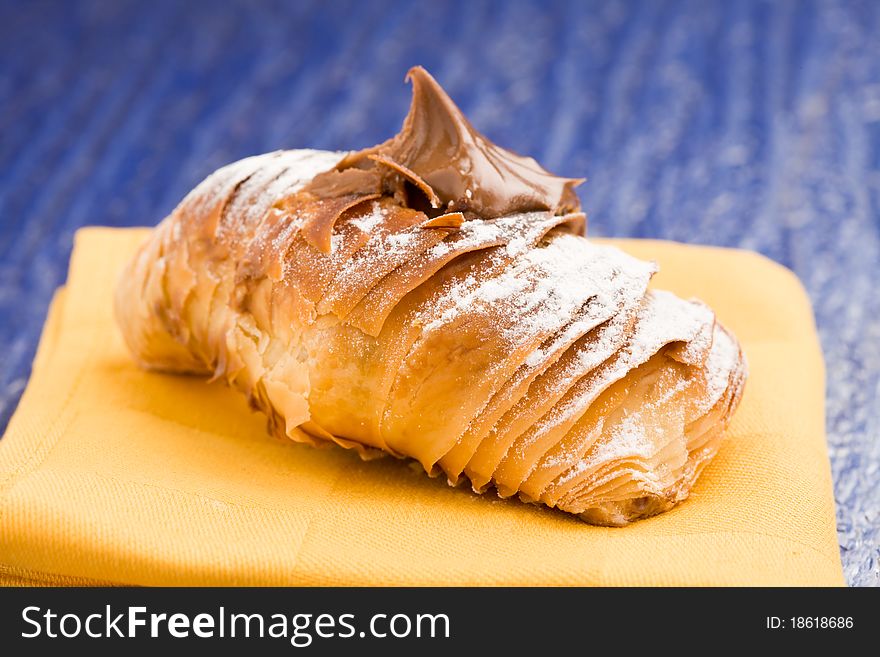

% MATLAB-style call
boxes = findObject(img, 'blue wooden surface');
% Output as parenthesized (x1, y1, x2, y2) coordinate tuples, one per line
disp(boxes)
(0, 0, 877, 586)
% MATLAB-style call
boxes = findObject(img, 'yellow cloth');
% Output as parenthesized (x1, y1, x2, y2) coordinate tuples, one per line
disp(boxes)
(0, 227, 844, 586)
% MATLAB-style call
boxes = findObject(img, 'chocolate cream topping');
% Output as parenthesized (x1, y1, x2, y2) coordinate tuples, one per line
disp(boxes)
(305, 67, 584, 222)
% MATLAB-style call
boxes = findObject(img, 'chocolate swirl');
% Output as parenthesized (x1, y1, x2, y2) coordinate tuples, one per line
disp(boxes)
(306, 66, 583, 221)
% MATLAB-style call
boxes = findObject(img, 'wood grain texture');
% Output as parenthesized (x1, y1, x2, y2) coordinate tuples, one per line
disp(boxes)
(0, 0, 876, 585)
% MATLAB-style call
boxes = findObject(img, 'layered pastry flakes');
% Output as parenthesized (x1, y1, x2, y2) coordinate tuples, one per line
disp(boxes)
(116, 67, 746, 525)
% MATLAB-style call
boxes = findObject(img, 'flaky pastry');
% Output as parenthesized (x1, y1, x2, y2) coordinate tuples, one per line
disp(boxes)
(116, 67, 746, 525)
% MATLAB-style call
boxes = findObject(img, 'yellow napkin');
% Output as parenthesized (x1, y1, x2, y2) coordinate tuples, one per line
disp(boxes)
(0, 227, 844, 586)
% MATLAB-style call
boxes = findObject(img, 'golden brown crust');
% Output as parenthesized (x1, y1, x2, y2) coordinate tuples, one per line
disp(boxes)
(115, 149, 747, 525)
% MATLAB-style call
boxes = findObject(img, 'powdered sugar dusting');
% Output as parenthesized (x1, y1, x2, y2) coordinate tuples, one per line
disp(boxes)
(521, 245, 655, 369)
(695, 324, 742, 414)
(422, 233, 654, 350)
(240, 150, 346, 224)
(529, 290, 715, 440)
(425, 211, 562, 261)
(348, 201, 388, 234)
(551, 369, 692, 493)
(591, 412, 656, 463)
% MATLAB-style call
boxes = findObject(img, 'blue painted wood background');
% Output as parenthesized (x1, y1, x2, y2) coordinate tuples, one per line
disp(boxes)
(0, 0, 877, 585)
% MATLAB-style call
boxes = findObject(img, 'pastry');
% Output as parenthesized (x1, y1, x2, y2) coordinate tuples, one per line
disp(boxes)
(115, 67, 746, 525)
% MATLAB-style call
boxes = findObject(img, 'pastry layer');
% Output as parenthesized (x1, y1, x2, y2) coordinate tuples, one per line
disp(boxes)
(116, 148, 746, 525)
